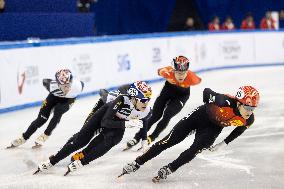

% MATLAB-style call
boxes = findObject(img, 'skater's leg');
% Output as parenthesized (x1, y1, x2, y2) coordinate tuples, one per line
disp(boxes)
(22, 95, 56, 140)
(80, 128, 124, 165)
(149, 97, 187, 141)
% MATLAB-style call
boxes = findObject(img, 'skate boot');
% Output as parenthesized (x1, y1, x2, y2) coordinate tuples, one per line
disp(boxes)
(34, 159, 53, 174)
(33, 133, 49, 148)
(123, 138, 138, 151)
(71, 151, 85, 162)
(64, 160, 83, 176)
(7, 135, 26, 148)
(118, 161, 140, 178)
(152, 165, 172, 183)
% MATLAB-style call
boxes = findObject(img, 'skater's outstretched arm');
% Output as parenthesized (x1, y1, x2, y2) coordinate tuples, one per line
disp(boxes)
(203, 88, 235, 107)
(210, 124, 250, 152)
(101, 96, 125, 129)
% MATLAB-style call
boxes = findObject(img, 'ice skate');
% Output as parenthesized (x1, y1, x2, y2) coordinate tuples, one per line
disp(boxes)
(7, 135, 26, 149)
(33, 160, 53, 175)
(152, 165, 172, 183)
(123, 139, 138, 151)
(118, 161, 140, 178)
(32, 133, 49, 149)
(64, 160, 83, 176)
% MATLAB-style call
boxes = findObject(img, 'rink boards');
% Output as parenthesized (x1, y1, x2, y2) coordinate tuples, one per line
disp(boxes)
(0, 30, 284, 112)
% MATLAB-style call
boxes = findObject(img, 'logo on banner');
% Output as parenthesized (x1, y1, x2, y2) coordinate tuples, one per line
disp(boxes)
(200, 43, 207, 60)
(152, 48, 161, 64)
(72, 54, 93, 83)
(117, 54, 131, 72)
(17, 65, 39, 95)
(220, 40, 241, 60)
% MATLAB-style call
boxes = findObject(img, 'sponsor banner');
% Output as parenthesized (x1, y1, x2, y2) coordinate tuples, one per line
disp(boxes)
(194, 33, 255, 70)
(254, 32, 284, 63)
(167, 36, 196, 68)
(0, 31, 283, 110)
(0, 38, 169, 109)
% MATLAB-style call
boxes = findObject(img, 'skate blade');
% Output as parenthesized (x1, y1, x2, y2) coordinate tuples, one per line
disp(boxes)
(6, 144, 16, 149)
(117, 172, 126, 178)
(33, 168, 40, 175)
(32, 142, 42, 149)
(32, 145, 42, 149)
(64, 169, 70, 176)
(152, 176, 160, 183)
(122, 147, 131, 151)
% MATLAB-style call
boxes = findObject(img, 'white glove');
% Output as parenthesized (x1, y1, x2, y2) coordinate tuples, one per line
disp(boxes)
(209, 141, 227, 152)
(125, 119, 143, 129)
(141, 140, 149, 153)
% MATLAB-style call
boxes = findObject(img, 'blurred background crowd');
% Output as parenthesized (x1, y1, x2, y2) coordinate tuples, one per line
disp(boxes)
(0, 0, 284, 41)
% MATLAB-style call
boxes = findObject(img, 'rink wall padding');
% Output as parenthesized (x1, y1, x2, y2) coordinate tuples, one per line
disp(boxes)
(0, 30, 284, 114)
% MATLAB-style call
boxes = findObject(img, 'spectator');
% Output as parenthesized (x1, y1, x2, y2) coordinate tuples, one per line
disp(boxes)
(208, 16, 220, 31)
(260, 11, 276, 30)
(77, 0, 96, 12)
(184, 17, 195, 31)
(0, 0, 5, 13)
(221, 16, 236, 30)
(279, 10, 284, 28)
(241, 13, 256, 30)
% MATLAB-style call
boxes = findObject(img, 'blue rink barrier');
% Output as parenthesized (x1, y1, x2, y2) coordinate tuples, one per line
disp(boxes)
(0, 30, 284, 114)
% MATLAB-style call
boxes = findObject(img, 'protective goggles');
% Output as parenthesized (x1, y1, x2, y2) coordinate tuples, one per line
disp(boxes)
(136, 98, 150, 103)
(242, 104, 256, 111)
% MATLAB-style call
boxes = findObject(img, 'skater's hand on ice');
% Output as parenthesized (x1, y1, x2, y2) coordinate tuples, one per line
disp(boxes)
(209, 141, 227, 152)
(125, 119, 143, 129)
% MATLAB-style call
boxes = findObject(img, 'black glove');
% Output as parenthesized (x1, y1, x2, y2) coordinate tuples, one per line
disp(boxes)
(42, 79, 52, 91)
(203, 88, 216, 104)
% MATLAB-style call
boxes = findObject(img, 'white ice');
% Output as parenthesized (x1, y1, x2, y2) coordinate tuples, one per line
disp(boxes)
(1, 66, 284, 189)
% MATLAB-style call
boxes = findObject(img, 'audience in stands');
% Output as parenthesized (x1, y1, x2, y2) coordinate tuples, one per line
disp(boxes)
(208, 16, 220, 31)
(77, 0, 97, 12)
(280, 10, 284, 28)
(77, 0, 90, 12)
(260, 11, 276, 30)
(208, 11, 280, 31)
(221, 16, 235, 30)
(241, 13, 256, 30)
(0, 0, 5, 13)
(184, 17, 196, 31)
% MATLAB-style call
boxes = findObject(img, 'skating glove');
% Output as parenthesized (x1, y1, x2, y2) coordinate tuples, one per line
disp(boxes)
(42, 79, 52, 91)
(125, 119, 143, 129)
(209, 141, 227, 152)
(208, 94, 216, 103)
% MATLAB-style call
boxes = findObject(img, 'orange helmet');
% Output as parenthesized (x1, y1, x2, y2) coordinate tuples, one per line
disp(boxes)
(172, 56, 190, 71)
(235, 86, 260, 107)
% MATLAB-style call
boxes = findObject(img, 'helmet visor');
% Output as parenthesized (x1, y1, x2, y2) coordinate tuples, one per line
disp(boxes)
(242, 104, 256, 111)
(136, 98, 150, 103)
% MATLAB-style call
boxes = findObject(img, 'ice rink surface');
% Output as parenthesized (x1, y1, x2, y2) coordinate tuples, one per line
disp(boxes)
(0, 66, 284, 189)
